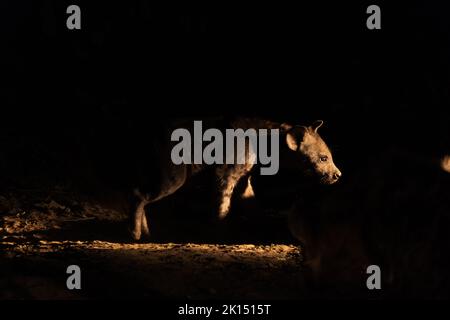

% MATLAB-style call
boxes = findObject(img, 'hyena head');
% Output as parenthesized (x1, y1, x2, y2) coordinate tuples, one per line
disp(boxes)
(284, 120, 342, 184)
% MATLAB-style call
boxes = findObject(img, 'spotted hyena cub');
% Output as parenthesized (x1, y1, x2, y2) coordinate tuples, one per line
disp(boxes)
(130, 118, 341, 240)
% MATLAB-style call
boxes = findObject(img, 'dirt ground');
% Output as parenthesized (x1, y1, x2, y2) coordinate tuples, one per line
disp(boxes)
(0, 190, 304, 300)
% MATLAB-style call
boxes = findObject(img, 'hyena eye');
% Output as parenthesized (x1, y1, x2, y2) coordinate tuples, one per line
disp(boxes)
(319, 155, 328, 162)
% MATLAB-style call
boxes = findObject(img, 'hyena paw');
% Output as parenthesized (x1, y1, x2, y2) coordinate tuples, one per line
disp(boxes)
(217, 206, 230, 220)
(130, 228, 141, 241)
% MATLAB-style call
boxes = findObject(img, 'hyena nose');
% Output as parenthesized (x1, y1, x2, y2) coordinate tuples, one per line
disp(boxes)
(333, 171, 342, 181)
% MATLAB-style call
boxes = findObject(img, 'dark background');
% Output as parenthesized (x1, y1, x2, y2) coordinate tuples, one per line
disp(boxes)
(1, 1, 450, 297)
(1, 1, 450, 186)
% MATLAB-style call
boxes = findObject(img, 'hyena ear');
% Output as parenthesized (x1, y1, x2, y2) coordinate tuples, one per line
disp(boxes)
(310, 120, 324, 133)
(286, 126, 307, 151)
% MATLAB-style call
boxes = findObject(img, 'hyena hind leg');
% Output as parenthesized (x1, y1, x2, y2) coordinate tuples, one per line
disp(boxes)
(130, 165, 188, 240)
(141, 210, 150, 237)
(130, 189, 150, 241)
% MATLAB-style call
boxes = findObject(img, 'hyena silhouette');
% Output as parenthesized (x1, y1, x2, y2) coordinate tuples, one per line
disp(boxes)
(130, 117, 342, 240)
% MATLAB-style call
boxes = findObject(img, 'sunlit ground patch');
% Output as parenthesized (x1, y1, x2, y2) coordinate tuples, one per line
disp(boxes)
(0, 191, 304, 299)
(0, 240, 303, 299)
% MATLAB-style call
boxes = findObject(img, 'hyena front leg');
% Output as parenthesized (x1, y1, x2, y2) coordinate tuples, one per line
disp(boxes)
(216, 164, 253, 220)
(241, 175, 255, 199)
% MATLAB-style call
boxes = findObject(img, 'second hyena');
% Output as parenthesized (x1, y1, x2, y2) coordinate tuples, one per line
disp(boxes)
(130, 117, 341, 240)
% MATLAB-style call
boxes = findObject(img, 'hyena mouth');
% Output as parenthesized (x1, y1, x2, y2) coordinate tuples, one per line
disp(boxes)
(320, 175, 338, 185)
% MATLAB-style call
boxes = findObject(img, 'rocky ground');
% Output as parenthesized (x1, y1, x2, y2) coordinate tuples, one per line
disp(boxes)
(0, 190, 304, 300)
